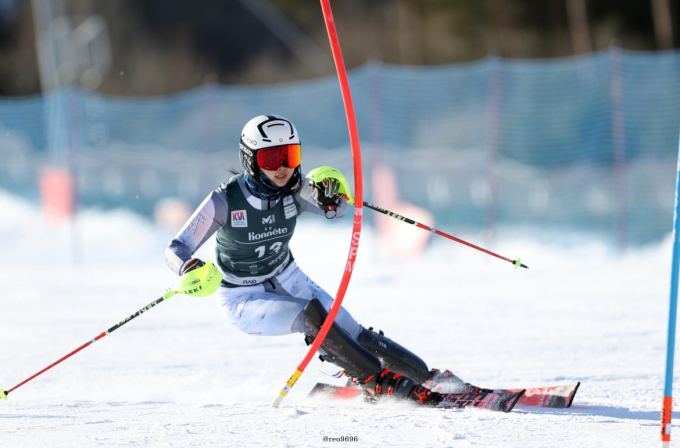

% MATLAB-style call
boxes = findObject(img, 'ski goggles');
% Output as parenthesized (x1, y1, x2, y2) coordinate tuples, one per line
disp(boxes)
(256, 144, 302, 170)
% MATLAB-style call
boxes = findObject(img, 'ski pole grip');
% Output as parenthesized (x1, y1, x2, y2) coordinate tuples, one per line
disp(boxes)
(271, 369, 303, 408)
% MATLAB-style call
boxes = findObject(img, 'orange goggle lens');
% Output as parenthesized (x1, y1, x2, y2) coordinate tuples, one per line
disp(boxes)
(256, 144, 302, 171)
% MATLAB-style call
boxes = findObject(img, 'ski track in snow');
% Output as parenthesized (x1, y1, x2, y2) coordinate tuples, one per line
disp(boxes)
(0, 191, 676, 447)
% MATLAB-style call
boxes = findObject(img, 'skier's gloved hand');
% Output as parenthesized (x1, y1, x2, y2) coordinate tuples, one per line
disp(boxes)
(312, 177, 341, 206)
(310, 177, 341, 218)
(307, 166, 353, 219)
(173, 260, 223, 297)
(180, 258, 205, 275)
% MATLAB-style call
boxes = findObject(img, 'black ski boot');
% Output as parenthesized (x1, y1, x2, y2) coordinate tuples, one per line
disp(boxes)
(356, 326, 469, 394)
(302, 299, 441, 406)
(356, 327, 430, 383)
(370, 368, 441, 405)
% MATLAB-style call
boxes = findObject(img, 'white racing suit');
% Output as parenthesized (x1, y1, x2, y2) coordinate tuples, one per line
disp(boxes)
(166, 174, 465, 395)
(165, 173, 361, 339)
(214, 261, 360, 337)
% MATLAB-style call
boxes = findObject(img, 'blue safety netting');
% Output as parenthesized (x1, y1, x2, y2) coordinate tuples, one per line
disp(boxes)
(1, 47, 679, 246)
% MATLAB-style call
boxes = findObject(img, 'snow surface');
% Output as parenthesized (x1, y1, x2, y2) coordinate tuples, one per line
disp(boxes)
(0, 189, 676, 447)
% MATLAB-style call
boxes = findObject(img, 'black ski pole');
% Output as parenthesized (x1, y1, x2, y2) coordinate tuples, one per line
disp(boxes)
(361, 200, 528, 269)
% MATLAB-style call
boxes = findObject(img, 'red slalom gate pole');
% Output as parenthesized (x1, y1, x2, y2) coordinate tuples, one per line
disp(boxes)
(271, 0, 364, 407)
(361, 201, 528, 269)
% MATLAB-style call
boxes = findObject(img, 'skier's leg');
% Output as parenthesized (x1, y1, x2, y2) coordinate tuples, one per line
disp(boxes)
(303, 298, 440, 405)
(279, 263, 361, 339)
(287, 255, 467, 393)
(216, 285, 311, 336)
(357, 326, 466, 393)
(278, 261, 465, 392)
(214, 262, 361, 337)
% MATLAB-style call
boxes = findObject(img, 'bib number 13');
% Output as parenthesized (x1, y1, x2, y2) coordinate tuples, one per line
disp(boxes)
(255, 242, 283, 258)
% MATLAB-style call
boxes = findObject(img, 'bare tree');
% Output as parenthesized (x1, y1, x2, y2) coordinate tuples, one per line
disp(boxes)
(651, 0, 673, 49)
(566, 0, 592, 54)
(396, 0, 423, 65)
(487, 0, 524, 58)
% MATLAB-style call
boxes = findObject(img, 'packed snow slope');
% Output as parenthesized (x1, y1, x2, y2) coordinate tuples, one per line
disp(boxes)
(0, 190, 676, 447)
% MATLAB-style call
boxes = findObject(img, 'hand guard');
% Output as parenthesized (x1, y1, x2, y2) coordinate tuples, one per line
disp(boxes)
(307, 166, 354, 204)
(175, 260, 222, 297)
(307, 166, 353, 219)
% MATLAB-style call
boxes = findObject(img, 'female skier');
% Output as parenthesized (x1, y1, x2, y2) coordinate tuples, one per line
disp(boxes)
(165, 115, 466, 404)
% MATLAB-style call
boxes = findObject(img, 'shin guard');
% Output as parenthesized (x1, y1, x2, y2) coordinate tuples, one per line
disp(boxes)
(303, 299, 382, 386)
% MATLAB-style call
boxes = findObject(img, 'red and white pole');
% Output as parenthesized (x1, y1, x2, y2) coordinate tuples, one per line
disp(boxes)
(271, 0, 364, 408)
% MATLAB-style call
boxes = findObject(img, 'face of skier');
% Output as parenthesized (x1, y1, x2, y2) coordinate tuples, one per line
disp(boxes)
(261, 166, 294, 187)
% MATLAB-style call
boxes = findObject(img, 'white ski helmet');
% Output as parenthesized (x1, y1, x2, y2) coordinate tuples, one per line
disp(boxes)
(239, 114, 302, 197)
